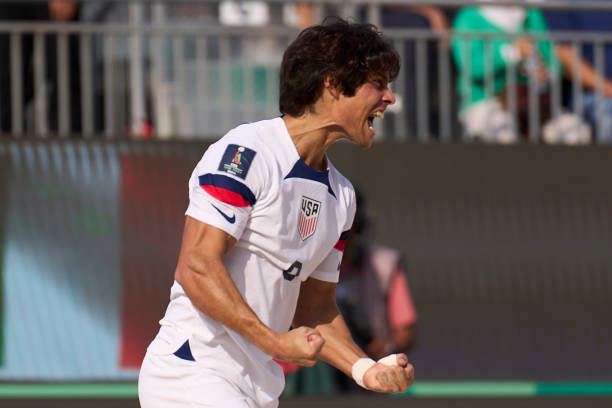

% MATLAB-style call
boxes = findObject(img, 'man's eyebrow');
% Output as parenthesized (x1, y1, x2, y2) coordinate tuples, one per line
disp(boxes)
(369, 75, 389, 87)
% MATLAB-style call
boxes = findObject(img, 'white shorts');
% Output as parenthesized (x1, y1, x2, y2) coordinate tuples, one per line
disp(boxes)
(138, 347, 259, 408)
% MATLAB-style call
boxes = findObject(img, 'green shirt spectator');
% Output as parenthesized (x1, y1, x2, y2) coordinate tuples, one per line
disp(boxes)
(451, 6, 560, 143)
(452, 6, 559, 111)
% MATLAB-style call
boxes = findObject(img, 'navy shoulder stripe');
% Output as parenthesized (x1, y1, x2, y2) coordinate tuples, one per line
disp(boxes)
(284, 160, 336, 198)
(199, 173, 256, 206)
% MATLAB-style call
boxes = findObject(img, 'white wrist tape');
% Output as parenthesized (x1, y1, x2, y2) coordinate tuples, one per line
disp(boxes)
(377, 354, 399, 367)
(351, 358, 376, 388)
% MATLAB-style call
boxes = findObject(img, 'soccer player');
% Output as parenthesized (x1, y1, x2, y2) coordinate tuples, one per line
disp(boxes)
(138, 18, 414, 407)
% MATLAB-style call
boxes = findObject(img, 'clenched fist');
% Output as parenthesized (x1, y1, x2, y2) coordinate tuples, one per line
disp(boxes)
(363, 353, 414, 393)
(271, 326, 324, 367)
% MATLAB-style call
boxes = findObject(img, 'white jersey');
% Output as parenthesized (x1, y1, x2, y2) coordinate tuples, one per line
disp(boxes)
(149, 117, 356, 407)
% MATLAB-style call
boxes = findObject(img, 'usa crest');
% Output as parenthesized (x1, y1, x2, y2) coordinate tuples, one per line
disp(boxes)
(298, 196, 321, 241)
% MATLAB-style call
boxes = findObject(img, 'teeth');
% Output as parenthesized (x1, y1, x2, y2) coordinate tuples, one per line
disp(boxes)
(368, 112, 383, 132)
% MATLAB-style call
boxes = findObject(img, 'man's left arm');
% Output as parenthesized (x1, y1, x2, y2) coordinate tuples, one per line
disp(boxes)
(293, 277, 414, 393)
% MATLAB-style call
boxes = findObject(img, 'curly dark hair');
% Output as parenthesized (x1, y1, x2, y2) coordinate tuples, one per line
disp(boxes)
(279, 17, 400, 117)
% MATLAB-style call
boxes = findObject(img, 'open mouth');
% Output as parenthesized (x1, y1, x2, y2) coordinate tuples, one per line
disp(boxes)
(367, 111, 384, 130)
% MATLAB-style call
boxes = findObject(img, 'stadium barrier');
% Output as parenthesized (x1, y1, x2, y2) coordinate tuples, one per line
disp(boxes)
(0, 0, 611, 142)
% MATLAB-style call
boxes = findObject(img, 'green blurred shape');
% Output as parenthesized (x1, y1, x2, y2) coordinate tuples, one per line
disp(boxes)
(283, 361, 336, 396)
(207, 63, 278, 103)
(396, 381, 536, 397)
(537, 382, 612, 396)
(0, 383, 137, 398)
(2, 381, 612, 398)
(230, 65, 276, 102)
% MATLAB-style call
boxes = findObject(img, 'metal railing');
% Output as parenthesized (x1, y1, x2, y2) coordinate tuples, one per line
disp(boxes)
(0, 0, 610, 143)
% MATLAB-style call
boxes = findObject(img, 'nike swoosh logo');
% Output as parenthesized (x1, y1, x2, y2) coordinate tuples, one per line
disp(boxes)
(211, 203, 236, 224)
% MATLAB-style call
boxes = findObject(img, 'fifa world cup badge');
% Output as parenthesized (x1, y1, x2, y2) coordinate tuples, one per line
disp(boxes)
(218, 144, 257, 179)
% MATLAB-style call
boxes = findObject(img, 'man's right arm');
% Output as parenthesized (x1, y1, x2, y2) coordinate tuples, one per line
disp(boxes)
(555, 44, 612, 97)
(174, 215, 324, 366)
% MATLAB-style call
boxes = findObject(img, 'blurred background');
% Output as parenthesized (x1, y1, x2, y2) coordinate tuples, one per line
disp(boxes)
(0, 0, 611, 407)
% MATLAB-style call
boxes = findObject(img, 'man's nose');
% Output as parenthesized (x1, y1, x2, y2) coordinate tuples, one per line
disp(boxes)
(383, 88, 396, 105)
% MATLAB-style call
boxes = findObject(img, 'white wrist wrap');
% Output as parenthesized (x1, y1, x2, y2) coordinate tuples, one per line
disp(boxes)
(351, 358, 376, 389)
(377, 354, 399, 367)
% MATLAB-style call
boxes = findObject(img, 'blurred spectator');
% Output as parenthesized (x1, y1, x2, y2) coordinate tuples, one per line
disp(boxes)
(334, 187, 417, 393)
(545, 8, 612, 144)
(219, 0, 314, 29)
(293, 3, 315, 30)
(219, 0, 311, 64)
(0, 2, 47, 133)
(382, 5, 450, 43)
(48, 1, 81, 135)
(48, 0, 79, 22)
(0, 1, 80, 135)
(380, 5, 451, 139)
(451, 4, 560, 143)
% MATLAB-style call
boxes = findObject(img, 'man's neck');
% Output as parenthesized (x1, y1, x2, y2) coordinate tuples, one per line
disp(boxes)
(282, 113, 342, 171)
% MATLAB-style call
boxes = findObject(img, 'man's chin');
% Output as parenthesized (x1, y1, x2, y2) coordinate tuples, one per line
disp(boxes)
(354, 140, 373, 150)
(360, 132, 375, 149)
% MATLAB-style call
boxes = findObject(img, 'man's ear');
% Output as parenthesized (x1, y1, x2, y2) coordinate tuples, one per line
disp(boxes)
(323, 75, 341, 99)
